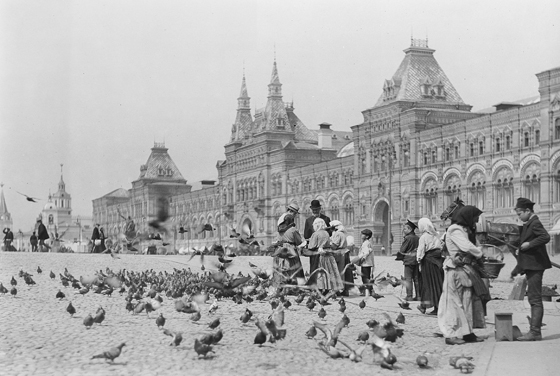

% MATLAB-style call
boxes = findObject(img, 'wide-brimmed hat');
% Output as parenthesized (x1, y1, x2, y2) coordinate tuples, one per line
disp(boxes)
(310, 200, 322, 209)
(515, 197, 535, 211)
(405, 219, 418, 231)
(287, 203, 300, 213)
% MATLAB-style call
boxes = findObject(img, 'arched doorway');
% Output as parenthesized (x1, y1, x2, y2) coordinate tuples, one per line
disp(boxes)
(372, 200, 390, 255)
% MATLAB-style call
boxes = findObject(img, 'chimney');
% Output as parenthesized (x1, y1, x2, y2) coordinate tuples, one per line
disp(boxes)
(318, 122, 333, 149)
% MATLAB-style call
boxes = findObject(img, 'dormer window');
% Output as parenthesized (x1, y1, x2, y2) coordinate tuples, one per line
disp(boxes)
(433, 79, 445, 97)
(420, 77, 432, 97)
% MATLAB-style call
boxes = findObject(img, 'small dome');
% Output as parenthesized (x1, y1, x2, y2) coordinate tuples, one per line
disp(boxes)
(337, 142, 354, 157)
(44, 202, 56, 210)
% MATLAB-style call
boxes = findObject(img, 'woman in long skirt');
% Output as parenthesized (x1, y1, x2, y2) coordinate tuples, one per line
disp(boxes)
(329, 220, 353, 296)
(416, 217, 445, 315)
(438, 205, 489, 345)
(271, 213, 305, 288)
(307, 218, 343, 293)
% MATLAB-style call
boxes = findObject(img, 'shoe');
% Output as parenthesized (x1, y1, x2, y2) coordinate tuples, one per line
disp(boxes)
(417, 305, 426, 314)
(517, 332, 542, 341)
(463, 333, 484, 343)
(445, 337, 466, 345)
(427, 310, 438, 316)
(405, 296, 414, 302)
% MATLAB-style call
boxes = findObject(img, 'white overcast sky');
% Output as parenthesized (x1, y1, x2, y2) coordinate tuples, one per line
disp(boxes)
(1, 0, 559, 231)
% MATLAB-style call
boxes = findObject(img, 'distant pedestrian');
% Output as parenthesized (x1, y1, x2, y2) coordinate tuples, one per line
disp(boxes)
(30, 231, 38, 252)
(416, 217, 444, 315)
(514, 197, 551, 342)
(3, 228, 14, 252)
(92, 224, 101, 253)
(304, 200, 331, 274)
(398, 219, 420, 301)
(357, 229, 375, 296)
(37, 219, 50, 252)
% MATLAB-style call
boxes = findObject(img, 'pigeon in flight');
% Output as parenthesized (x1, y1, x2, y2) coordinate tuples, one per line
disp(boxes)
(16, 191, 40, 202)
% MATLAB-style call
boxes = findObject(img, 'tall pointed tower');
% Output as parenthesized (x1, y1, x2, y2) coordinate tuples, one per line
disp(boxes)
(259, 59, 290, 131)
(230, 73, 253, 142)
(0, 183, 13, 230)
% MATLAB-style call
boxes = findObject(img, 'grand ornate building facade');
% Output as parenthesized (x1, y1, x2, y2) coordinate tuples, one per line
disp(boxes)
(93, 40, 560, 255)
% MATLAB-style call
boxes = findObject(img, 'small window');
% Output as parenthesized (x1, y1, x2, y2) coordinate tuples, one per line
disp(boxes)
(424, 153, 429, 165)
(470, 143, 475, 157)
(432, 150, 437, 163)
(535, 130, 540, 145)
(479, 141, 484, 155)
(506, 135, 511, 150)
(455, 145, 459, 159)
(524, 132, 530, 147)
(445, 148, 450, 161)
(495, 138, 501, 152)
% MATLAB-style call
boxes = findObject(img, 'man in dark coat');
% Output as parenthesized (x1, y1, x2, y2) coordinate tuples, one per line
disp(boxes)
(37, 219, 50, 252)
(399, 219, 420, 301)
(3, 228, 14, 251)
(303, 200, 331, 273)
(514, 197, 551, 341)
(30, 231, 38, 252)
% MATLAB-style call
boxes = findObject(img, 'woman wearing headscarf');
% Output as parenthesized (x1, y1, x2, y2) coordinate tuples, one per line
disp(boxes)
(438, 205, 490, 345)
(307, 218, 343, 294)
(271, 213, 306, 288)
(416, 217, 445, 315)
(329, 220, 353, 296)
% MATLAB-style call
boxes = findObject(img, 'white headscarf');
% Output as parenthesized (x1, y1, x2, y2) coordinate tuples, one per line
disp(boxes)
(313, 218, 327, 232)
(329, 220, 345, 232)
(418, 217, 436, 235)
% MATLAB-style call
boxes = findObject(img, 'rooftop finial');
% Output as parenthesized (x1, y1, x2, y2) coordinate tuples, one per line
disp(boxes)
(60, 163, 63, 177)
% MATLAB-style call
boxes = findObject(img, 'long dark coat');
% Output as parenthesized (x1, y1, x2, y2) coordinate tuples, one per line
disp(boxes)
(37, 223, 49, 241)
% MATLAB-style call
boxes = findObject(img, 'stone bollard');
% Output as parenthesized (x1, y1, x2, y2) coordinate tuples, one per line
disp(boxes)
(495, 312, 513, 341)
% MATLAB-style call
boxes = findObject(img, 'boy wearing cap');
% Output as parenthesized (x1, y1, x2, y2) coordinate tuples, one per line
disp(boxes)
(358, 229, 375, 296)
(399, 219, 420, 301)
(514, 197, 551, 341)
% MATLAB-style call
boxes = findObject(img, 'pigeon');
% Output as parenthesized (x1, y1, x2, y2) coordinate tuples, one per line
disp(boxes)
(93, 307, 105, 325)
(339, 304, 346, 313)
(449, 356, 475, 373)
(312, 318, 346, 348)
(208, 318, 220, 329)
(306, 326, 317, 339)
(317, 342, 349, 359)
(0, 283, 7, 295)
(396, 312, 405, 324)
(163, 329, 183, 346)
(55, 289, 65, 299)
(254, 331, 267, 346)
(10, 276, 17, 286)
(66, 302, 76, 317)
(318, 307, 327, 319)
(208, 299, 218, 314)
(16, 191, 40, 202)
(194, 338, 213, 358)
(133, 302, 146, 315)
(37, 266, 42, 274)
(83, 314, 94, 329)
(156, 313, 166, 329)
(49, 271, 56, 279)
(191, 311, 201, 322)
(396, 296, 411, 310)
(416, 355, 429, 368)
(295, 294, 305, 304)
(357, 331, 370, 343)
(306, 299, 316, 311)
(211, 329, 223, 344)
(372, 292, 384, 301)
(240, 310, 251, 324)
(91, 343, 126, 362)
(10, 287, 17, 297)
(358, 299, 366, 309)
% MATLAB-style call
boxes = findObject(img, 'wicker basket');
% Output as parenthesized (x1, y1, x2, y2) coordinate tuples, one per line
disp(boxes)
(483, 260, 506, 279)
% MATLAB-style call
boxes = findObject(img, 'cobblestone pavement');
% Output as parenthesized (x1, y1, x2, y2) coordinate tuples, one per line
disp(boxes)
(1, 252, 559, 376)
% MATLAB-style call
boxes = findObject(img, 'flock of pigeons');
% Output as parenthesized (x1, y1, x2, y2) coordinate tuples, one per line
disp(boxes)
(0, 253, 478, 374)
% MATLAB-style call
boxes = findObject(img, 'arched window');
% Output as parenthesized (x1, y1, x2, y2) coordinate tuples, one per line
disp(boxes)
(330, 199, 340, 221)
(555, 118, 560, 140)
(554, 167, 560, 203)
(506, 135, 511, 150)
(423, 179, 438, 216)
(494, 168, 514, 208)
(524, 132, 530, 147)
(444, 175, 462, 208)
(495, 137, 501, 152)
(468, 171, 486, 209)
(522, 163, 541, 203)
(535, 130, 540, 145)
(344, 197, 354, 225)
(479, 141, 484, 155)
(470, 143, 475, 157)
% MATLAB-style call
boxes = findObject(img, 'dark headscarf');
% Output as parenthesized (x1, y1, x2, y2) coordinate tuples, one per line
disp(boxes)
(278, 213, 295, 233)
(451, 205, 482, 245)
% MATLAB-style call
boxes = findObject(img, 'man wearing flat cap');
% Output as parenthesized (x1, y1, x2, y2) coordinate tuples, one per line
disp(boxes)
(304, 200, 331, 273)
(514, 197, 551, 341)
(398, 219, 420, 301)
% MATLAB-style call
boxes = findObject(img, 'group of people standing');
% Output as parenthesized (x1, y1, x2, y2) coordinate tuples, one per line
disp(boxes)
(271, 200, 361, 297)
(398, 196, 552, 344)
(2, 218, 50, 252)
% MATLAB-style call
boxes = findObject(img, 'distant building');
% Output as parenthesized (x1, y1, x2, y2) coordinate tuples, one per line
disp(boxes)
(94, 40, 560, 255)
(0, 183, 14, 234)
